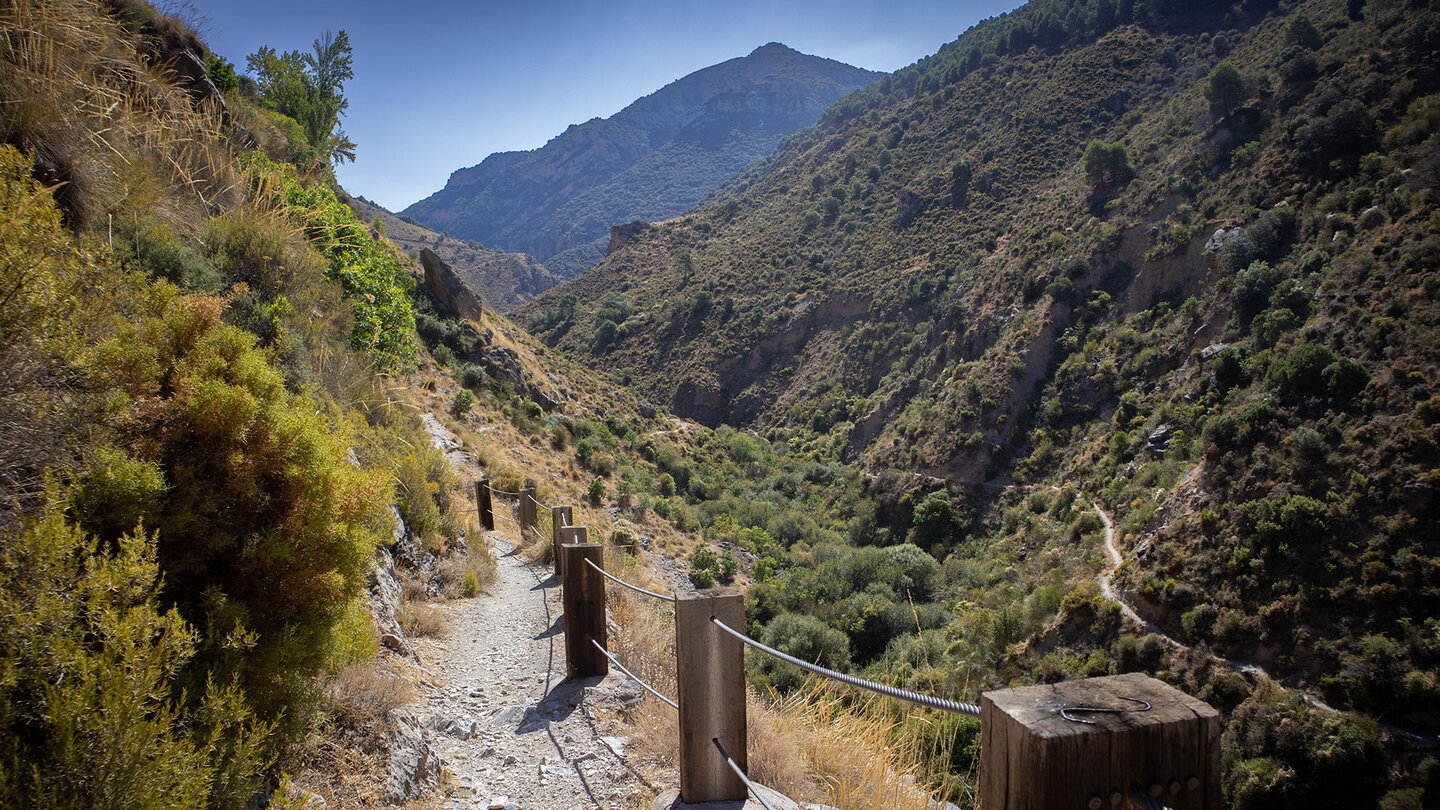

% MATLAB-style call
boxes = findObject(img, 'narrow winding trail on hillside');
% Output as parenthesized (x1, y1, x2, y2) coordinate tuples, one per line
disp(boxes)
(414, 413, 649, 809)
(1088, 486, 1345, 706)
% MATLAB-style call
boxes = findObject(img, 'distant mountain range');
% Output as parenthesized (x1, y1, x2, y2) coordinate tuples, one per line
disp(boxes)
(402, 43, 883, 278)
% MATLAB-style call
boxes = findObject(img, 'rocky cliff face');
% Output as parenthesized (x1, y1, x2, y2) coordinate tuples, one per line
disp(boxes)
(345, 194, 559, 311)
(402, 43, 881, 275)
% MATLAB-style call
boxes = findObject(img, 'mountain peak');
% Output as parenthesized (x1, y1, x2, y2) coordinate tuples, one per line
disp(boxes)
(403, 45, 882, 278)
(749, 41, 797, 57)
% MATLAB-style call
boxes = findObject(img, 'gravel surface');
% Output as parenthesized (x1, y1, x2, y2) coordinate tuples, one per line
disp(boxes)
(411, 533, 648, 810)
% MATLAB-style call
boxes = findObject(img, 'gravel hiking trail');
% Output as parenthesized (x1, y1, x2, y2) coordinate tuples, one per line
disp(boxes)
(411, 531, 648, 810)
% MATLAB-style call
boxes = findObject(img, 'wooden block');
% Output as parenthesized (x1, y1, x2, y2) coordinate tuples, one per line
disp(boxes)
(557, 524, 586, 577)
(476, 480, 493, 531)
(675, 590, 746, 803)
(518, 486, 537, 538)
(552, 506, 573, 575)
(980, 673, 1219, 810)
(561, 542, 606, 679)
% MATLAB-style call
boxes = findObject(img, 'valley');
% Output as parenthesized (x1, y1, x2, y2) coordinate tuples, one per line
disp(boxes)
(0, 0, 1436, 808)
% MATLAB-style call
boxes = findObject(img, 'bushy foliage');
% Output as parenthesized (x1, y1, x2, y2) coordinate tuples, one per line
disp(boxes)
(246, 31, 355, 164)
(246, 152, 415, 365)
(0, 490, 271, 809)
(85, 287, 390, 737)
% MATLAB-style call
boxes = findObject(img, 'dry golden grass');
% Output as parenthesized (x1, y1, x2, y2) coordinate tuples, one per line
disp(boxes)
(322, 660, 417, 731)
(0, 0, 244, 228)
(397, 600, 447, 639)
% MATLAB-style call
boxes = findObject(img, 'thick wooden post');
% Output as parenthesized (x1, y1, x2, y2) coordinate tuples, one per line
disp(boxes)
(475, 480, 493, 531)
(675, 590, 746, 803)
(980, 672, 1220, 810)
(551, 506, 573, 575)
(556, 524, 586, 577)
(561, 542, 607, 679)
(518, 486, 537, 540)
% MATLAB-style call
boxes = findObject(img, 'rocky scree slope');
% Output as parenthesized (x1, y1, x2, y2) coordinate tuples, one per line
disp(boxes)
(403, 43, 882, 278)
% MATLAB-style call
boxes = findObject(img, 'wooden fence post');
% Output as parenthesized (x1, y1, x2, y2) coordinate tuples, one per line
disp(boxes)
(518, 486, 537, 540)
(675, 590, 746, 803)
(551, 506, 573, 575)
(556, 524, 586, 578)
(476, 480, 493, 531)
(561, 542, 606, 679)
(980, 672, 1220, 810)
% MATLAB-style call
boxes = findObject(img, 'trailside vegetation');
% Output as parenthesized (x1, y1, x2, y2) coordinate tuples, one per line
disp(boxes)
(0, 1, 465, 805)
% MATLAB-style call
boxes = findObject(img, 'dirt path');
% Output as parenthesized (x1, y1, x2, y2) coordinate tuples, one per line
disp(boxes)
(413, 413, 650, 809)
(1088, 487, 1339, 705)
(410, 531, 646, 810)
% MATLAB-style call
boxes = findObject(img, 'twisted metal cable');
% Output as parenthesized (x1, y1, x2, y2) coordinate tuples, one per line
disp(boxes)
(524, 524, 548, 544)
(487, 486, 524, 497)
(712, 737, 777, 810)
(492, 514, 519, 525)
(1129, 784, 1175, 810)
(584, 558, 676, 603)
(710, 617, 981, 717)
(587, 635, 678, 710)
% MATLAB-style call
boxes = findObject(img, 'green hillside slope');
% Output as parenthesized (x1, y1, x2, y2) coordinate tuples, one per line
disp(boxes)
(520, 0, 1440, 804)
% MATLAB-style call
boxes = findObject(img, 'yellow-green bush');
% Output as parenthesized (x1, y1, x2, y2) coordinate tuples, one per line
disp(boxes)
(84, 285, 390, 740)
(0, 489, 271, 809)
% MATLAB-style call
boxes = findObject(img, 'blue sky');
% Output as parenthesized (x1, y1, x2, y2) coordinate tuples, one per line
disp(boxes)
(183, 0, 1025, 210)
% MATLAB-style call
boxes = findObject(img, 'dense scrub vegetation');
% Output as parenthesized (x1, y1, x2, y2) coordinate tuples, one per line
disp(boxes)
(520, 0, 1440, 805)
(0, 2, 464, 804)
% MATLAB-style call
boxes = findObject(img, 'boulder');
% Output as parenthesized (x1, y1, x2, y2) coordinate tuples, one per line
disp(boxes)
(384, 708, 441, 804)
(421, 248, 486, 322)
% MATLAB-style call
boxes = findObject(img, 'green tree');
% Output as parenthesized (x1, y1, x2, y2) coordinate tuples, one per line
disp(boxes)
(1205, 62, 1246, 119)
(246, 31, 356, 165)
(1082, 140, 1133, 188)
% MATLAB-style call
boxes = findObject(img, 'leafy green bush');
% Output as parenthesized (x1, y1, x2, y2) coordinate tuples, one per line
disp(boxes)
(245, 152, 414, 365)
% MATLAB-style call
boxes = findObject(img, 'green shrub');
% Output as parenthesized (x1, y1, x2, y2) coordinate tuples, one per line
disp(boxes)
(757, 612, 852, 691)
(0, 490, 271, 809)
(452, 387, 474, 416)
(244, 152, 414, 366)
(87, 288, 390, 741)
(586, 476, 607, 505)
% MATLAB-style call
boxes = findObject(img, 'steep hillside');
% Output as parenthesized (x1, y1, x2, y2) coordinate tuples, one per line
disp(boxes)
(347, 194, 559, 311)
(521, 0, 1440, 804)
(403, 43, 882, 276)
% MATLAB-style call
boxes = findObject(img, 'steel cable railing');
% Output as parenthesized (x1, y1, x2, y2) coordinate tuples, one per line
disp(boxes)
(487, 485, 524, 497)
(1129, 784, 1176, 810)
(709, 616, 982, 717)
(584, 558, 676, 603)
(712, 737, 777, 810)
(587, 635, 678, 709)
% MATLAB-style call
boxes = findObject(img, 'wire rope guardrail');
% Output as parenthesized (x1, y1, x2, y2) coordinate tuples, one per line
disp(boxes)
(492, 513, 519, 525)
(712, 737, 776, 810)
(1129, 783, 1176, 810)
(587, 634, 678, 710)
(487, 485, 524, 497)
(709, 616, 981, 717)
(584, 558, 676, 603)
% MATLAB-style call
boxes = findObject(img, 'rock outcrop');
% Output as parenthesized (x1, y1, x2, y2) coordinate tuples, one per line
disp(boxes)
(421, 248, 486, 322)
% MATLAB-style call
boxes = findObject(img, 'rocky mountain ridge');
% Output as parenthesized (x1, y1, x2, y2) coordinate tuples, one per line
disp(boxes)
(402, 43, 883, 278)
